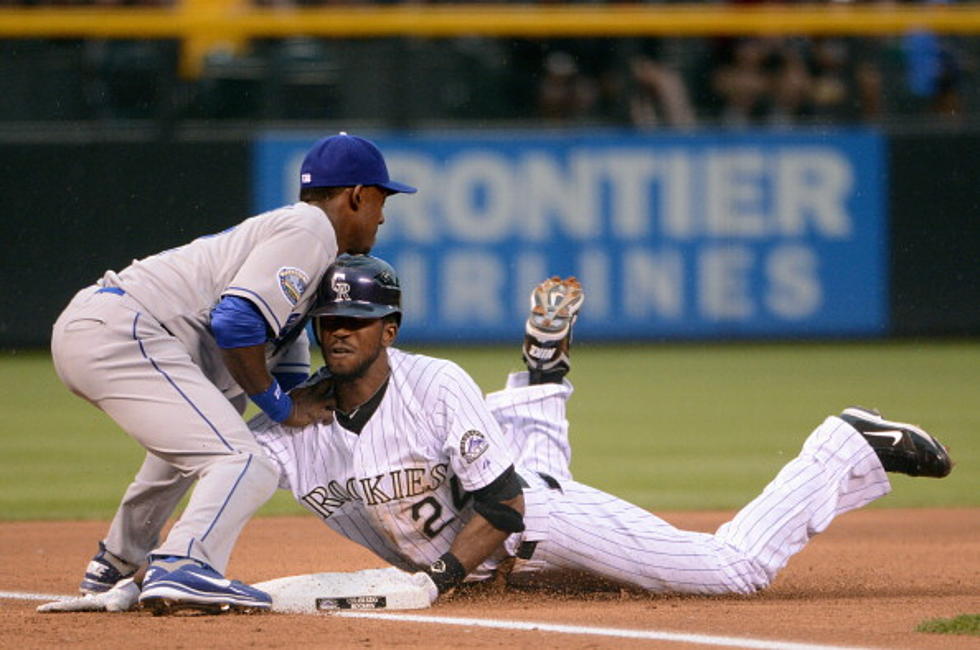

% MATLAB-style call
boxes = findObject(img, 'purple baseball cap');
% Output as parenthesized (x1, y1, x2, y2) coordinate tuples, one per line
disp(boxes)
(300, 133, 417, 194)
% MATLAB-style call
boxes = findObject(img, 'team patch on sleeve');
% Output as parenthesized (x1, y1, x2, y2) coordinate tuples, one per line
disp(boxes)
(460, 430, 489, 464)
(278, 267, 310, 306)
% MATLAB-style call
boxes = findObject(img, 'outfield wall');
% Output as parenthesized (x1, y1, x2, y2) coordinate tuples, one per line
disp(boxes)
(258, 131, 888, 342)
(2, 129, 976, 347)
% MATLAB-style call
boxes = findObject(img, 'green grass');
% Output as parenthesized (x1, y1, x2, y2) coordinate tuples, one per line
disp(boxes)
(917, 614, 980, 636)
(1, 341, 977, 520)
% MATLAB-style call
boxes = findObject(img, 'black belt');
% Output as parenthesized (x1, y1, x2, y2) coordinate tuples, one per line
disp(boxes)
(514, 472, 562, 560)
(515, 471, 561, 492)
(538, 472, 562, 491)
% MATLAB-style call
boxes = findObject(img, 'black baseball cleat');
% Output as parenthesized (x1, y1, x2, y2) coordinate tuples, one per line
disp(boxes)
(840, 407, 953, 478)
(523, 277, 584, 385)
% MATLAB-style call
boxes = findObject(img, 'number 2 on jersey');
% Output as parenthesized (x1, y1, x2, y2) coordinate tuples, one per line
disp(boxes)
(410, 475, 472, 539)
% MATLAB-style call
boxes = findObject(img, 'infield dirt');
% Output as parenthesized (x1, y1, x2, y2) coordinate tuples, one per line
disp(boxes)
(2, 508, 977, 649)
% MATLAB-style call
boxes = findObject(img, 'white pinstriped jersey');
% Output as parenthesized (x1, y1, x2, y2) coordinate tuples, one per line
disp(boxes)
(104, 202, 335, 398)
(254, 348, 517, 576)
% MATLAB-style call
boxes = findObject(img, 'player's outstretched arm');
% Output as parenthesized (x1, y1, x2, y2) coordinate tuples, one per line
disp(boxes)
(221, 344, 333, 427)
(221, 344, 279, 396)
(450, 492, 525, 572)
(421, 466, 526, 598)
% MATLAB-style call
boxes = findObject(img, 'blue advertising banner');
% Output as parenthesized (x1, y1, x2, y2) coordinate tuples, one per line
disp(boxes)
(254, 131, 887, 342)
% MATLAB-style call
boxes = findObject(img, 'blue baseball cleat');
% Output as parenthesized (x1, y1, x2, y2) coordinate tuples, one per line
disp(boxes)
(79, 542, 138, 595)
(138, 556, 271, 615)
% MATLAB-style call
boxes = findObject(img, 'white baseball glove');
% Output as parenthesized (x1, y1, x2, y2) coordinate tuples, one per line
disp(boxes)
(37, 577, 140, 613)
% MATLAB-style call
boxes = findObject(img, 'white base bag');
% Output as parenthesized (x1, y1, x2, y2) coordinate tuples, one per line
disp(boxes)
(255, 567, 436, 613)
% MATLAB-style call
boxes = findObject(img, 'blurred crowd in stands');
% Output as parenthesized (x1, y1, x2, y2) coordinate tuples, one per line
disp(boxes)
(0, 0, 974, 128)
(511, 30, 971, 127)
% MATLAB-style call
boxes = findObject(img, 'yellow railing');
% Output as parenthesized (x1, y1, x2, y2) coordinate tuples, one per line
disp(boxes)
(2, 1, 979, 77)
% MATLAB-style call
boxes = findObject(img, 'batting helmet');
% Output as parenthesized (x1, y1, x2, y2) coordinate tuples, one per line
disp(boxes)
(311, 254, 401, 323)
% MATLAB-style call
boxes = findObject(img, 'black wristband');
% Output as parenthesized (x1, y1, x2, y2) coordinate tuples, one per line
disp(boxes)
(424, 552, 466, 594)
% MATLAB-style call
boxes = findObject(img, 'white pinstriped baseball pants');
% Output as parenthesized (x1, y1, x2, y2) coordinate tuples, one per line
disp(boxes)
(486, 372, 892, 595)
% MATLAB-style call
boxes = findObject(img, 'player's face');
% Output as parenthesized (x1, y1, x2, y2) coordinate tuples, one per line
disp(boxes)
(317, 315, 396, 379)
(344, 186, 389, 255)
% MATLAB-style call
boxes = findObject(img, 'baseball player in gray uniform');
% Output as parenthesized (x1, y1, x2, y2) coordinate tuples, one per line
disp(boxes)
(50, 134, 416, 614)
(251, 254, 953, 601)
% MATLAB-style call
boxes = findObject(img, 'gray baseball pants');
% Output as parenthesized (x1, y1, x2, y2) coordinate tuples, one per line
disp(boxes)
(51, 285, 279, 574)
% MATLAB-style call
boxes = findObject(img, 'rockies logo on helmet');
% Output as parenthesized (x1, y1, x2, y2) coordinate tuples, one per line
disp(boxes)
(312, 254, 402, 324)
(330, 273, 352, 302)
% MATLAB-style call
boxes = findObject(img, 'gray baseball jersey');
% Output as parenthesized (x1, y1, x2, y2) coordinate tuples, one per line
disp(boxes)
(255, 362, 892, 594)
(111, 201, 336, 399)
(51, 202, 338, 574)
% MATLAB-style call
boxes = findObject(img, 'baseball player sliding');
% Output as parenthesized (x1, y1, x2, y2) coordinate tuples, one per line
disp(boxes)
(49, 135, 416, 614)
(44, 254, 952, 614)
(250, 255, 952, 601)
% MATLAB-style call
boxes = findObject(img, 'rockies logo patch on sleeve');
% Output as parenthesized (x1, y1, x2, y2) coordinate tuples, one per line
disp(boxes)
(460, 430, 489, 464)
(278, 267, 310, 306)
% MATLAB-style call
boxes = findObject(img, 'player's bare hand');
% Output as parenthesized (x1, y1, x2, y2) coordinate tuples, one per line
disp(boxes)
(284, 377, 336, 427)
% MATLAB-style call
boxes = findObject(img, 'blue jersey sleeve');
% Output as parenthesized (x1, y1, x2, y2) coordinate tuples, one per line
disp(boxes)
(211, 295, 270, 349)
